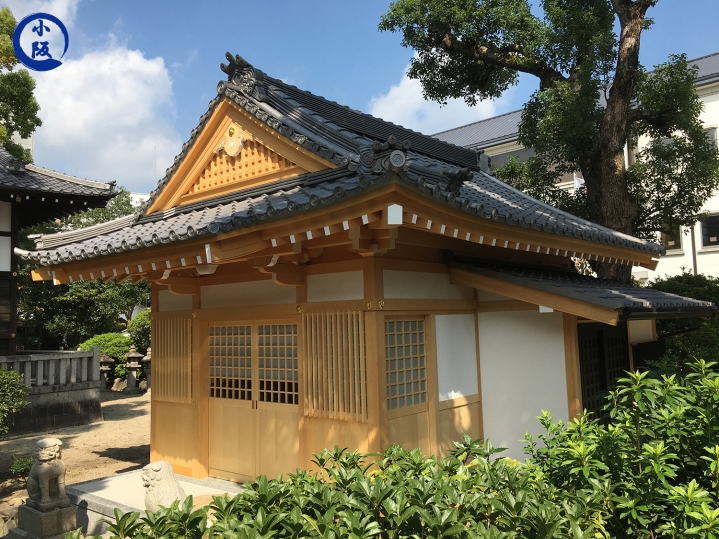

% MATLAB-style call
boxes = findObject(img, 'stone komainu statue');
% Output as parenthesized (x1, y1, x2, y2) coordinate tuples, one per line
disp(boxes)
(141, 461, 186, 512)
(26, 437, 70, 511)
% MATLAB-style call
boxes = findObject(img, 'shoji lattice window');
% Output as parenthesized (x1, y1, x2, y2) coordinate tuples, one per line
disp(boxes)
(153, 318, 192, 403)
(258, 324, 299, 404)
(385, 319, 427, 410)
(209, 325, 252, 400)
(303, 312, 367, 422)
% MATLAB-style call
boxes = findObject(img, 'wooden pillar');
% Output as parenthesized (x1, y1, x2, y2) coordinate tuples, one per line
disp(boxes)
(563, 313, 582, 420)
(363, 257, 385, 452)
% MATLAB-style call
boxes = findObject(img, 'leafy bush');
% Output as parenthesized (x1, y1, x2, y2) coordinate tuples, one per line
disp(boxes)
(78, 332, 131, 379)
(127, 310, 150, 355)
(10, 456, 32, 478)
(0, 369, 27, 436)
(69, 360, 719, 538)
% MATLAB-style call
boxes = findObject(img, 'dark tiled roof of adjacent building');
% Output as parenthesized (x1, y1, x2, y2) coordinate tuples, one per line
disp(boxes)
(0, 146, 115, 198)
(17, 52, 666, 266)
(447, 253, 717, 318)
(433, 51, 719, 150)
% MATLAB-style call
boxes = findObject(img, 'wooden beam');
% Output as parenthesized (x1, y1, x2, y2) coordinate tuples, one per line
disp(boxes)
(477, 300, 537, 312)
(449, 268, 619, 325)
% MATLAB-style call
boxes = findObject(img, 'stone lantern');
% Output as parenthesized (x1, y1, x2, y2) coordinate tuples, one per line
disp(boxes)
(99, 351, 115, 390)
(123, 346, 143, 394)
(142, 347, 151, 390)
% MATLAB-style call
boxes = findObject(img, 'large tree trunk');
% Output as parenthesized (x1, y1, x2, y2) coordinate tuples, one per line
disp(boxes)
(583, 3, 649, 283)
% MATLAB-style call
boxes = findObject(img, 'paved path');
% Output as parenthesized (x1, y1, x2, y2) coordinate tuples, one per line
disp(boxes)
(0, 390, 151, 507)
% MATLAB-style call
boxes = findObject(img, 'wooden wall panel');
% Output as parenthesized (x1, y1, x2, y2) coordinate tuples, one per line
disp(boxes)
(302, 312, 367, 422)
(150, 401, 197, 477)
(436, 395, 481, 457)
(388, 411, 431, 456)
(208, 399, 255, 482)
(258, 407, 301, 479)
(153, 318, 192, 403)
(302, 417, 370, 469)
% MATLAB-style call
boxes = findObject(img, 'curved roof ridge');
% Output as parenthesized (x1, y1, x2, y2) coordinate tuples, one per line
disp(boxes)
(25, 163, 114, 190)
(38, 213, 137, 249)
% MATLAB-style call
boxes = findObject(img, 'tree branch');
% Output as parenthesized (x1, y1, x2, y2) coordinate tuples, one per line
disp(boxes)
(627, 107, 667, 127)
(438, 33, 566, 88)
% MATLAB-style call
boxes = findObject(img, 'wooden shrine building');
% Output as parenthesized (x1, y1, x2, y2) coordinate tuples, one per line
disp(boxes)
(0, 147, 115, 353)
(17, 53, 717, 477)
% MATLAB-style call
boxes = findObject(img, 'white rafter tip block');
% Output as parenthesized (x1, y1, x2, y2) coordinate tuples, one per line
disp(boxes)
(306, 231, 313, 240)
(271, 238, 278, 247)
(289, 234, 296, 244)
(342, 221, 350, 230)
(426, 220, 433, 229)
(539, 306, 554, 313)
(361, 214, 369, 225)
(440, 224, 446, 234)
(180, 258, 186, 267)
(323, 226, 331, 236)
(387, 204, 403, 225)
(411, 214, 418, 224)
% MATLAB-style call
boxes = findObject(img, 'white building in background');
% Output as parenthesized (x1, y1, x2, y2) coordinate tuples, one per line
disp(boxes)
(433, 52, 719, 282)
(130, 192, 150, 207)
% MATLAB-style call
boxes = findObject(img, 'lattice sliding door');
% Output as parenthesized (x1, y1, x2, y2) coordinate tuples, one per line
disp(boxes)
(153, 318, 192, 403)
(302, 312, 367, 422)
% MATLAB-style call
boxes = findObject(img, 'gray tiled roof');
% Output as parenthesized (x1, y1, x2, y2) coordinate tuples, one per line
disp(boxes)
(447, 253, 717, 318)
(17, 52, 666, 266)
(0, 146, 115, 198)
(433, 51, 719, 150)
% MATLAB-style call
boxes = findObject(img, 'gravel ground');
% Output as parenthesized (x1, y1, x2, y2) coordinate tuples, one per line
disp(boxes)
(0, 390, 150, 508)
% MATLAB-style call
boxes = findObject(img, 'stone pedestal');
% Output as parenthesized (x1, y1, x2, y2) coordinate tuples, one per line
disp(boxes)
(8, 505, 76, 539)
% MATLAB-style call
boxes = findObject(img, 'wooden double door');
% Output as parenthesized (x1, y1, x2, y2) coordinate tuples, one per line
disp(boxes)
(208, 321, 300, 482)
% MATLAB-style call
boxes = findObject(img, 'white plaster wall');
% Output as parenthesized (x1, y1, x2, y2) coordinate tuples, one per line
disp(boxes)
(477, 310, 568, 459)
(633, 83, 719, 281)
(476, 290, 511, 302)
(201, 280, 296, 308)
(306, 271, 364, 302)
(383, 271, 474, 300)
(158, 290, 192, 312)
(0, 236, 10, 272)
(435, 314, 479, 401)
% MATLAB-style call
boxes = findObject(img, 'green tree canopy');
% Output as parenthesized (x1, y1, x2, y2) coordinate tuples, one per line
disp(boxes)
(380, 0, 719, 281)
(18, 188, 149, 350)
(0, 7, 41, 161)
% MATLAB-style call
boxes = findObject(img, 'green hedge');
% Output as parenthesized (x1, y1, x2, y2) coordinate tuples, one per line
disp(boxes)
(68, 359, 719, 538)
(78, 332, 131, 379)
(127, 310, 150, 355)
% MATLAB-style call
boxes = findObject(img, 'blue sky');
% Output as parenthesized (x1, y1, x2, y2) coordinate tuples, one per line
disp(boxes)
(5, 0, 719, 192)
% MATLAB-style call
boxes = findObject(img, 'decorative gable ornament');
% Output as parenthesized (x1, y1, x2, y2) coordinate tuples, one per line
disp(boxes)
(215, 126, 246, 158)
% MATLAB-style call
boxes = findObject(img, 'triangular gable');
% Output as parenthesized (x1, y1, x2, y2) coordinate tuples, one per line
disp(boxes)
(147, 98, 337, 213)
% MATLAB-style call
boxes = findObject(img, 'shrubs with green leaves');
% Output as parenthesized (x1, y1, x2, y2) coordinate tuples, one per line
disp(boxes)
(127, 310, 150, 355)
(10, 456, 32, 478)
(67, 360, 719, 538)
(0, 368, 27, 436)
(78, 332, 131, 379)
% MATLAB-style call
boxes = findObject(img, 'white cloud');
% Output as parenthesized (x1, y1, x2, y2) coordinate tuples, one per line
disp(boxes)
(368, 68, 498, 136)
(31, 42, 182, 192)
(3, 0, 183, 193)
(3, 0, 79, 28)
